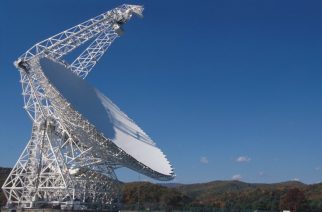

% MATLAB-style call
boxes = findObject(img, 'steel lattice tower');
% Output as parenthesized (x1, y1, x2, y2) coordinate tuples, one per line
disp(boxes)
(2, 5, 148, 210)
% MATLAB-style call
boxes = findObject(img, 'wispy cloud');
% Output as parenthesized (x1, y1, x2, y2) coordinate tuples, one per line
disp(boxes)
(236, 156, 251, 163)
(291, 178, 300, 182)
(200, 156, 209, 164)
(232, 174, 242, 181)
(315, 166, 321, 171)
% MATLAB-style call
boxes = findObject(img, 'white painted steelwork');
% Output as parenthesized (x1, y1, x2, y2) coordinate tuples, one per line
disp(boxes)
(2, 4, 174, 210)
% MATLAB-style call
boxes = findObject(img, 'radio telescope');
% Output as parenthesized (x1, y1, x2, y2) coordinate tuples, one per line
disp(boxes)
(2, 4, 174, 210)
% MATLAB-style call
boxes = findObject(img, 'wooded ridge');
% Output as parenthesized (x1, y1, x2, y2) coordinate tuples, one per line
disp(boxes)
(1, 167, 322, 211)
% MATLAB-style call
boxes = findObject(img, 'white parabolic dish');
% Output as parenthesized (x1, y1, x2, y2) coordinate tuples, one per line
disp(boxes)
(39, 57, 173, 178)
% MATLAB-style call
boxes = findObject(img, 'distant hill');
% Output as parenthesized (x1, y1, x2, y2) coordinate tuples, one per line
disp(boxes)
(122, 181, 322, 211)
(175, 180, 319, 210)
(1, 167, 322, 211)
(176, 180, 307, 199)
(157, 183, 185, 188)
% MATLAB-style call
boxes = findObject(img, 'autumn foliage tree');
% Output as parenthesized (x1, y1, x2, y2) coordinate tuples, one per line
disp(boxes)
(279, 188, 309, 212)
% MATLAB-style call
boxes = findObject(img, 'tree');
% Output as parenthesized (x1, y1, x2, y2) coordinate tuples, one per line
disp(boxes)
(279, 188, 309, 212)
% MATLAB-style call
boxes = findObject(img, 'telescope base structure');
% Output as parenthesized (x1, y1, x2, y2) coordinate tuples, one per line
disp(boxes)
(1, 121, 121, 211)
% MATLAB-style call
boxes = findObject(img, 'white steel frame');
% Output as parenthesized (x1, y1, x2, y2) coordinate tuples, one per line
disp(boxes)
(2, 4, 147, 210)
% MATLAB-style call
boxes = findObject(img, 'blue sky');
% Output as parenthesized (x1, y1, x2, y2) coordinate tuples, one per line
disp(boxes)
(1, 0, 322, 184)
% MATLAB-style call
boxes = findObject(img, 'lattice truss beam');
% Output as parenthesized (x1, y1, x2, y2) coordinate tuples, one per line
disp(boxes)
(3, 4, 143, 209)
